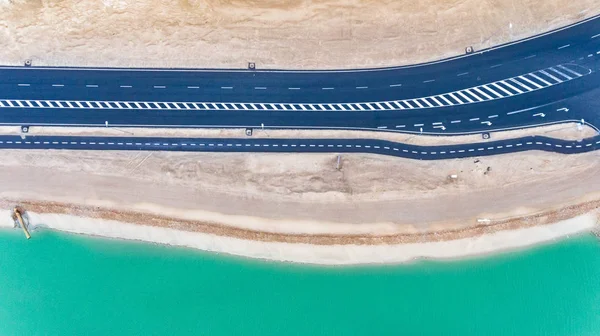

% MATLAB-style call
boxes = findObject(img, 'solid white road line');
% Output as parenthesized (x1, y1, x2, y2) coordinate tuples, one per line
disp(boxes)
(456, 91, 474, 103)
(465, 89, 484, 101)
(438, 95, 454, 105)
(472, 87, 493, 100)
(480, 85, 503, 98)
(490, 82, 513, 96)
(448, 93, 463, 104)
(557, 65, 582, 77)
(510, 78, 533, 91)
(518, 75, 543, 88)
(549, 67, 572, 80)
(412, 99, 424, 108)
(528, 73, 552, 86)
(429, 96, 444, 106)
(539, 69, 563, 83)
(421, 98, 434, 108)
(500, 80, 524, 93)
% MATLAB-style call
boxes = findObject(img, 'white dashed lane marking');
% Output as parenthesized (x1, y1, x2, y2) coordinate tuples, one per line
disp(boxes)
(10, 135, 597, 159)
(1, 62, 588, 113)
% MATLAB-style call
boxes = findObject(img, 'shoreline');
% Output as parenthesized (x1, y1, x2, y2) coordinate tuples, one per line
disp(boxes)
(0, 200, 598, 265)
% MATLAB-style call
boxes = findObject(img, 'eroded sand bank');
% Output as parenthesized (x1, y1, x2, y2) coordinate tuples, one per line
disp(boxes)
(0, 209, 596, 265)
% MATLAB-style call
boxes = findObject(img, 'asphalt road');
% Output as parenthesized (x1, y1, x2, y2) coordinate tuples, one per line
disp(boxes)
(2, 133, 598, 160)
(0, 15, 599, 158)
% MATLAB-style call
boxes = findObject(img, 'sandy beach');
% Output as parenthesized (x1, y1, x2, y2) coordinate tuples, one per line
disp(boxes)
(1, 208, 597, 265)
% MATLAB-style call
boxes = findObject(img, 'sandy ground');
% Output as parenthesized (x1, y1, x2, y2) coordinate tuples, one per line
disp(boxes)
(0, 210, 596, 264)
(0, 138, 598, 263)
(0, 0, 598, 69)
(0, 148, 599, 234)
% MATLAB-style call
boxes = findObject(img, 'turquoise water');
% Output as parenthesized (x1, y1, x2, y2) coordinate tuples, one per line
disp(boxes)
(0, 229, 599, 336)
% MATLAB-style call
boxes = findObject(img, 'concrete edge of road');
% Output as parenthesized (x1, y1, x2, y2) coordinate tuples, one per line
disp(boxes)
(8, 118, 599, 135)
(1, 13, 598, 73)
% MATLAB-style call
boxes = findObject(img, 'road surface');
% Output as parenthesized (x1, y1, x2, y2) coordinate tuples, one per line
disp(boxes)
(0, 15, 599, 158)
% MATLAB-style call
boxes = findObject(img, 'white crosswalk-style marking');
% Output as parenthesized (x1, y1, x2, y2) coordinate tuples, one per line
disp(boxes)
(0, 63, 589, 113)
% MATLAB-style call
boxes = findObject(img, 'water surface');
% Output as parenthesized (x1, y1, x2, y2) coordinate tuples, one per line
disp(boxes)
(0, 229, 599, 335)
